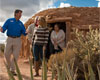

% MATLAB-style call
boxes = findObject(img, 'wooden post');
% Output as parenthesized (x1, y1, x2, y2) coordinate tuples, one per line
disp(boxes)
(66, 21, 71, 46)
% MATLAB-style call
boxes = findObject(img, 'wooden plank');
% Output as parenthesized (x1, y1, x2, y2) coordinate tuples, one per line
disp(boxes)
(66, 21, 71, 45)
(47, 17, 72, 23)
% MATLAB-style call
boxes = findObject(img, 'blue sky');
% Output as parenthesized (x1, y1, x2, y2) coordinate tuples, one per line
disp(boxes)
(54, 0, 98, 7)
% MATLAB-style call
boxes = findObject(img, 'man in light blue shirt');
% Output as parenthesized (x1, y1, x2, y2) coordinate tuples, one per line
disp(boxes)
(0, 9, 27, 75)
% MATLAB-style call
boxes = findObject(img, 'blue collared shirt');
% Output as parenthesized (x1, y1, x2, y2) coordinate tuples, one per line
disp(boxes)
(2, 18, 27, 37)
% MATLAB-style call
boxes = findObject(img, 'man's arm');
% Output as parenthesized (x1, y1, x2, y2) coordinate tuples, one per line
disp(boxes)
(0, 19, 9, 33)
(26, 23, 35, 43)
(26, 24, 34, 39)
(0, 26, 3, 32)
(2, 19, 9, 33)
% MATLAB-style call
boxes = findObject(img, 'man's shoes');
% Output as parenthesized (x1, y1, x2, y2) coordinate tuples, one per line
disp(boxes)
(11, 71, 17, 76)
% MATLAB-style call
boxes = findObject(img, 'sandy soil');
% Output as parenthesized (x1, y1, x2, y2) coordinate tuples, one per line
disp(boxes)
(0, 56, 52, 80)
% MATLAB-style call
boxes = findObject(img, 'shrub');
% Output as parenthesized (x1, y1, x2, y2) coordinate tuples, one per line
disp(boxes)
(48, 26, 100, 80)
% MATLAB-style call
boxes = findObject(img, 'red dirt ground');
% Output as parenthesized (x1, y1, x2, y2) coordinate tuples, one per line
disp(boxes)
(0, 56, 52, 80)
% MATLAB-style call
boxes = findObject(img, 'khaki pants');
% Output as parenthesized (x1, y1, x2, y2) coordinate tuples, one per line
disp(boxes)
(4, 37, 21, 71)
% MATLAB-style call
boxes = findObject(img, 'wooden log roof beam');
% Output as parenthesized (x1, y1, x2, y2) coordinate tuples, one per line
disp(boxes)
(46, 17, 72, 23)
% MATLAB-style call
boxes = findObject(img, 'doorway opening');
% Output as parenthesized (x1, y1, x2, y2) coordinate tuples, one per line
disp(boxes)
(47, 22, 66, 43)
(47, 22, 66, 33)
(45, 22, 66, 58)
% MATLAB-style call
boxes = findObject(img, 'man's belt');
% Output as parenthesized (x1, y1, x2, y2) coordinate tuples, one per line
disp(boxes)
(8, 36, 20, 38)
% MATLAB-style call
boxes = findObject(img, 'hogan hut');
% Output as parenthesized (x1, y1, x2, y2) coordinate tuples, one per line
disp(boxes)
(20, 7, 99, 58)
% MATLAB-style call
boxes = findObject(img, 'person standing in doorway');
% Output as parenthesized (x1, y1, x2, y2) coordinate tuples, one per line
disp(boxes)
(50, 24, 65, 53)
(0, 9, 27, 75)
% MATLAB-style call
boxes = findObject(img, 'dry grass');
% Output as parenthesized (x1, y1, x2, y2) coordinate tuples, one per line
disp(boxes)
(48, 26, 100, 80)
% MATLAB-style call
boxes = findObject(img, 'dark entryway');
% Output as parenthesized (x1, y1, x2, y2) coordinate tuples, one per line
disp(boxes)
(47, 22, 66, 33)
(45, 22, 66, 59)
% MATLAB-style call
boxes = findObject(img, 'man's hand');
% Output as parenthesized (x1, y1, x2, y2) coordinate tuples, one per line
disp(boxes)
(26, 29, 30, 34)
(0, 26, 1, 31)
(0, 26, 3, 32)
